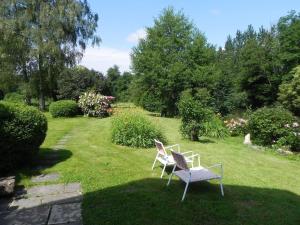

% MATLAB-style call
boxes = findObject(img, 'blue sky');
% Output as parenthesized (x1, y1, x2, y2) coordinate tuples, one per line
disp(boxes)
(80, 0, 300, 73)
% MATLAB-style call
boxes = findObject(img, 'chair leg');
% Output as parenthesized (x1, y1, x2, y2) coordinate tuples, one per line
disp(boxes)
(181, 182, 189, 201)
(220, 179, 224, 196)
(151, 157, 157, 170)
(167, 165, 176, 186)
(160, 164, 167, 178)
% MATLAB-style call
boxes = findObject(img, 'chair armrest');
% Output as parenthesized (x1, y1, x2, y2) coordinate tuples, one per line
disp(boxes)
(207, 163, 223, 177)
(181, 151, 193, 155)
(165, 144, 180, 152)
(185, 153, 201, 167)
(207, 163, 222, 169)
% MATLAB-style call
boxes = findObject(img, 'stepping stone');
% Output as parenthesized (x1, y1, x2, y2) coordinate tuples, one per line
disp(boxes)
(0, 198, 12, 214)
(65, 183, 81, 193)
(10, 197, 42, 209)
(31, 173, 60, 183)
(0, 177, 15, 197)
(27, 184, 65, 197)
(0, 205, 50, 225)
(41, 192, 82, 205)
(48, 203, 82, 225)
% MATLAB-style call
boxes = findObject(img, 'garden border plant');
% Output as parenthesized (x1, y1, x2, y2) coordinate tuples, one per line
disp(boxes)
(49, 100, 79, 118)
(111, 110, 166, 148)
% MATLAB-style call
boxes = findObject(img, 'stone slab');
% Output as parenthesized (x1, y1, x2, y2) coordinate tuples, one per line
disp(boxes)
(31, 173, 60, 183)
(41, 192, 82, 205)
(0, 205, 50, 225)
(27, 184, 65, 197)
(0, 198, 12, 213)
(0, 177, 15, 197)
(48, 203, 82, 225)
(65, 183, 81, 193)
(10, 197, 42, 209)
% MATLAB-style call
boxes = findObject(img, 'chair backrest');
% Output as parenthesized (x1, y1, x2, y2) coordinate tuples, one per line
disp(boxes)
(154, 139, 167, 155)
(171, 150, 189, 171)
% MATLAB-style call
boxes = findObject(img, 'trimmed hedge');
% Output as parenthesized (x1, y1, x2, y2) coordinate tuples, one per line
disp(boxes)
(112, 111, 166, 148)
(0, 102, 47, 174)
(49, 100, 79, 118)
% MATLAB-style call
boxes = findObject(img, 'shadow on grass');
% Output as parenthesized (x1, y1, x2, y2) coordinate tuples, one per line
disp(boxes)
(198, 138, 215, 144)
(82, 178, 300, 225)
(1, 177, 299, 225)
(14, 148, 72, 183)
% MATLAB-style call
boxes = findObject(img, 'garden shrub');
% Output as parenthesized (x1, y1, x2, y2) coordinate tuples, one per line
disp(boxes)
(278, 65, 300, 116)
(49, 100, 79, 118)
(204, 115, 230, 138)
(248, 107, 295, 146)
(4, 92, 25, 103)
(0, 101, 47, 174)
(78, 91, 114, 117)
(112, 111, 166, 148)
(224, 118, 248, 136)
(177, 94, 214, 141)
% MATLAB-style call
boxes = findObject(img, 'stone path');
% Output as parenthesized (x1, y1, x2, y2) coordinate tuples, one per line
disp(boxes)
(0, 183, 82, 225)
(0, 132, 83, 225)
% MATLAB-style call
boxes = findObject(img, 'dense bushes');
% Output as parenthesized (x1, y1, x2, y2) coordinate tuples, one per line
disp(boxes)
(0, 101, 47, 174)
(4, 92, 25, 103)
(278, 66, 300, 116)
(111, 111, 165, 148)
(49, 100, 79, 118)
(78, 91, 114, 117)
(248, 107, 297, 148)
(177, 93, 228, 140)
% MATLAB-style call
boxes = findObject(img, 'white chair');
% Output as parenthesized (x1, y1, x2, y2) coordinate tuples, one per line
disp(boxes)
(167, 150, 224, 201)
(152, 139, 196, 178)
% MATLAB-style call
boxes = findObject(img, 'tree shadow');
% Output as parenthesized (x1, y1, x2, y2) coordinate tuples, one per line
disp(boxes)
(82, 178, 300, 225)
(1, 177, 299, 225)
(14, 148, 72, 183)
(198, 138, 215, 144)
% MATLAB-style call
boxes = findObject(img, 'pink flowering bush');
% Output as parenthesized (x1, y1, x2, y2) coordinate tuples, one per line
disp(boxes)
(78, 91, 114, 117)
(224, 118, 248, 136)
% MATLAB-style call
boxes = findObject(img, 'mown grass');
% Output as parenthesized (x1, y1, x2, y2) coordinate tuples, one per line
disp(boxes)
(19, 108, 300, 225)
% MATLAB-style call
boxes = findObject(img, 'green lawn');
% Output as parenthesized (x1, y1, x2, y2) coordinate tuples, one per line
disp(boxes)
(19, 109, 300, 225)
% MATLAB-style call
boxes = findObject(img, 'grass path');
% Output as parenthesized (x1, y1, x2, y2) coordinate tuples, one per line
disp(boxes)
(22, 112, 300, 225)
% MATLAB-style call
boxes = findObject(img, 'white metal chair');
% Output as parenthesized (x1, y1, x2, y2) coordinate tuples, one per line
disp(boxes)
(152, 139, 195, 178)
(167, 150, 224, 201)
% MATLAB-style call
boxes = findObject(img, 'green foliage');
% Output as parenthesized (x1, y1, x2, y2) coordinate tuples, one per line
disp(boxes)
(4, 92, 25, 103)
(0, 0, 100, 110)
(204, 115, 230, 138)
(224, 118, 248, 136)
(78, 91, 114, 117)
(49, 100, 79, 118)
(178, 94, 214, 141)
(0, 101, 47, 174)
(131, 7, 216, 116)
(57, 66, 106, 100)
(248, 107, 294, 146)
(111, 111, 165, 148)
(277, 10, 300, 73)
(278, 66, 300, 116)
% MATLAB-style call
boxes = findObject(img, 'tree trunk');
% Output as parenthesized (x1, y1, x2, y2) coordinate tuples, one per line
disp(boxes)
(190, 129, 199, 141)
(38, 54, 46, 111)
(39, 90, 45, 111)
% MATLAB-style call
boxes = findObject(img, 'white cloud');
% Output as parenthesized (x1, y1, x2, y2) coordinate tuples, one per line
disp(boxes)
(80, 46, 131, 73)
(210, 9, 221, 16)
(127, 28, 147, 43)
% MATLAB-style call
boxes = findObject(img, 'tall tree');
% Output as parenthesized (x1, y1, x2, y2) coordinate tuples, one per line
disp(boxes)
(277, 10, 300, 75)
(132, 8, 216, 116)
(0, 0, 100, 110)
